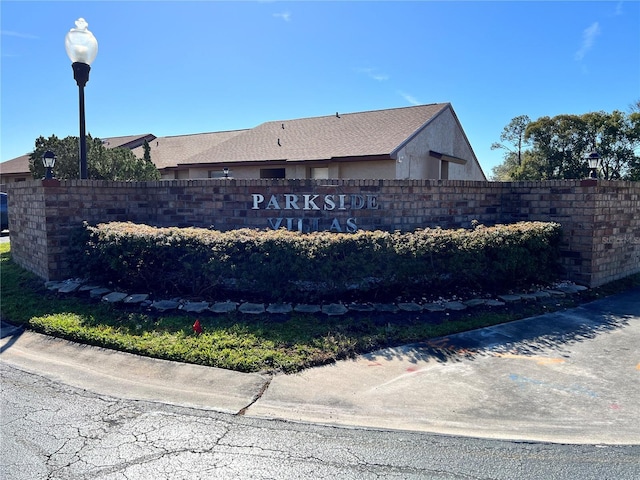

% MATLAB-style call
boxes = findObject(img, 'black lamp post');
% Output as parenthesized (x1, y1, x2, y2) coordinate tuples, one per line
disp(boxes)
(65, 18, 98, 179)
(42, 150, 57, 179)
(585, 150, 601, 179)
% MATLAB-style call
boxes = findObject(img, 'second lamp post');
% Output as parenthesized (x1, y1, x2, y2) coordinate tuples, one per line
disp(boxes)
(65, 18, 98, 179)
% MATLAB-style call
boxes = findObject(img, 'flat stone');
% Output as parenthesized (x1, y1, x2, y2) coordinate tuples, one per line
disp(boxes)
(180, 301, 210, 313)
(545, 289, 567, 297)
(123, 294, 149, 304)
(151, 299, 180, 312)
(531, 290, 551, 299)
(78, 284, 101, 292)
(519, 293, 539, 301)
(348, 303, 375, 312)
(267, 303, 293, 314)
(485, 299, 506, 307)
(322, 304, 348, 316)
(557, 284, 586, 294)
(463, 298, 486, 307)
(498, 294, 522, 302)
(444, 301, 467, 311)
(209, 301, 238, 313)
(424, 303, 447, 312)
(102, 292, 128, 303)
(294, 304, 322, 314)
(239, 303, 265, 314)
(89, 288, 111, 299)
(373, 303, 399, 313)
(398, 302, 423, 312)
(57, 281, 82, 294)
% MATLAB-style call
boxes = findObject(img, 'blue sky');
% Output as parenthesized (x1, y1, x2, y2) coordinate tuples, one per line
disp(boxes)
(1, 1, 638, 176)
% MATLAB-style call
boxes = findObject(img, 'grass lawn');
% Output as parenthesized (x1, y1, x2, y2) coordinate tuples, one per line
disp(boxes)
(2, 242, 638, 373)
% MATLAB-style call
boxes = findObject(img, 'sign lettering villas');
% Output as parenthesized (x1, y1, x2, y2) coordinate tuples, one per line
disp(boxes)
(251, 193, 379, 233)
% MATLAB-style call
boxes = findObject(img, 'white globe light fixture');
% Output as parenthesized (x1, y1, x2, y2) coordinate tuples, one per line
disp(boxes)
(65, 18, 98, 179)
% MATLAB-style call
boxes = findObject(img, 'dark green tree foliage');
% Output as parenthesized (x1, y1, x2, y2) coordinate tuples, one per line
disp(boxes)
(29, 135, 160, 181)
(143, 140, 152, 163)
(492, 108, 640, 181)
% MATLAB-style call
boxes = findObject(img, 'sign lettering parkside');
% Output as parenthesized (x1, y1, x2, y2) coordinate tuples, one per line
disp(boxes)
(251, 193, 379, 233)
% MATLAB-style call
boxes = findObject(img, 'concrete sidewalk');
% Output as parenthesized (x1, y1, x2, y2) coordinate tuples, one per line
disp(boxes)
(2, 288, 639, 445)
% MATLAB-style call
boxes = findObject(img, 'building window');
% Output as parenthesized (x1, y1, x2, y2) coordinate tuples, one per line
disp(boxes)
(311, 167, 329, 179)
(260, 168, 285, 179)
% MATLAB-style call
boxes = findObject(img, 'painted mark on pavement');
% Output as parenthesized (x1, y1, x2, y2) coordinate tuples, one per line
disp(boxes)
(509, 373, 598, 398)
(494, 353, 566, 366)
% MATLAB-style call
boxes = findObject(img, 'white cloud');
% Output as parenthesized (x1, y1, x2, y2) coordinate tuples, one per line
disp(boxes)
(575, 22, 601, 61)
(356, 67, 389, 82)
(399, 91, 420, 106)
(371, 73, 389, 82)
(1, 30, 38, 39)
(273, 11, 291, 22)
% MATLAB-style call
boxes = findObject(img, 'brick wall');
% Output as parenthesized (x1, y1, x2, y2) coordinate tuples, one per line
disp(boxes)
(6, 179, 640, 287)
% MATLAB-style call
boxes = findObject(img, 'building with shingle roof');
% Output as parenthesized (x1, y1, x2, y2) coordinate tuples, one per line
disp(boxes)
(0, 103, 486, 186)
(162, 103, 486, 181)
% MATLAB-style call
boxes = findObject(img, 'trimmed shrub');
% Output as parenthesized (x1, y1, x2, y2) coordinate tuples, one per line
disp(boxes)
(77, 221, 562, 302)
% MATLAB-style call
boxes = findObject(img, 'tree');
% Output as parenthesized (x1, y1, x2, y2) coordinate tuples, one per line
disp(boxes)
(143, 140, 152, 163)
(29, 135, 160, 181)
(492, 108, 640, 181)
(525, 114, 590, 179)
(491, 150, 545, 181)
(491, 115, 531, 166)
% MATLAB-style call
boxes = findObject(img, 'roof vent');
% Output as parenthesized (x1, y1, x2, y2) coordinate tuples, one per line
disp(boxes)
(336, 112, 340, 118)
(277, 138, 281, 146)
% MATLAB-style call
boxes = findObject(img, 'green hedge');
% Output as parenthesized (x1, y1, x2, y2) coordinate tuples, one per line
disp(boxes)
(77, 221, 562, 302)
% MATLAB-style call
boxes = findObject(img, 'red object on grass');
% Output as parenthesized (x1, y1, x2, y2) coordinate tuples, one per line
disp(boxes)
(192, 319, 203, 335)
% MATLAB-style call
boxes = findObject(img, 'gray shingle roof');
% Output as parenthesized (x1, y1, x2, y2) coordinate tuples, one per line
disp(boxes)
(0, 155, 31, 175)
(182, 103, 449, 165)
(131, 130, 247, 170)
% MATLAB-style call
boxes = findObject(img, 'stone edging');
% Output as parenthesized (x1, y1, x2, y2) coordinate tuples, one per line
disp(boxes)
(44, 279, 589, 317)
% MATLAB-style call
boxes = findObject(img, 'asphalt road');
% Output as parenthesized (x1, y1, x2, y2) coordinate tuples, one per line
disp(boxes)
(2, 363, 639, 480)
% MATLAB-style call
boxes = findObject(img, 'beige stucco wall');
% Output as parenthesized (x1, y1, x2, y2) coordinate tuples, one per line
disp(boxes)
(334, 160, 395, 179)
(162, 161, 397, 181)
(394, 106, 486, 181)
